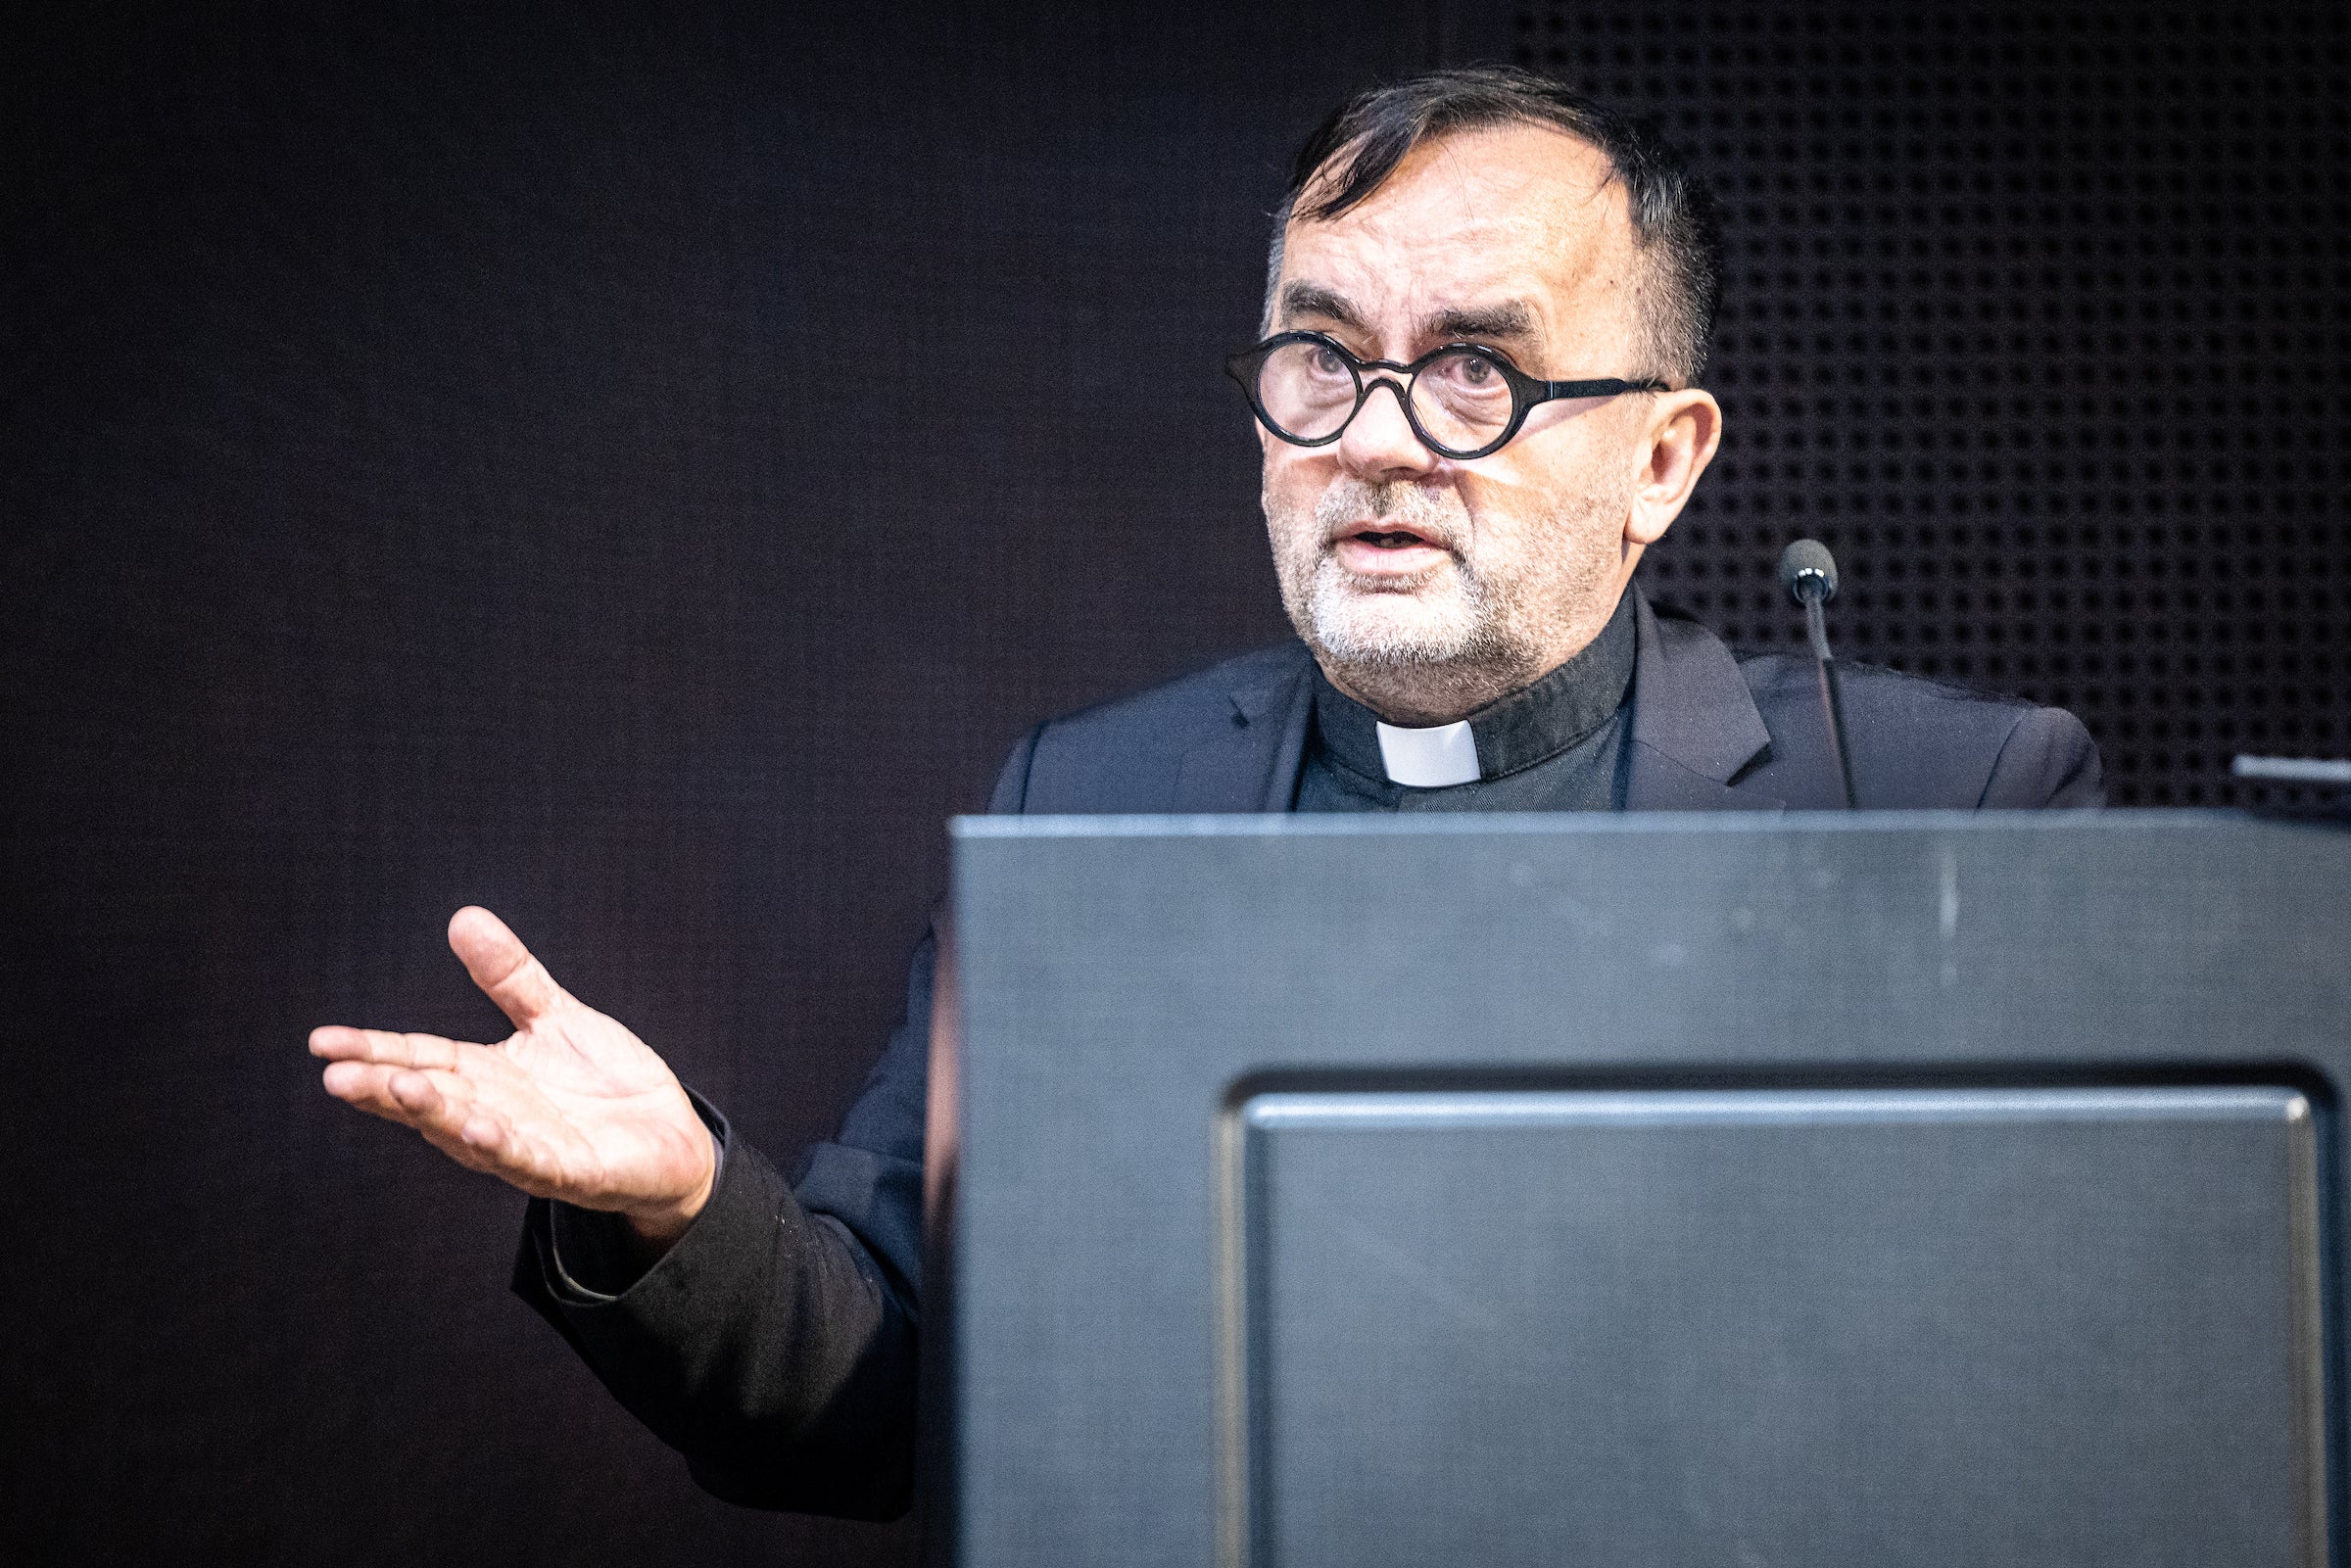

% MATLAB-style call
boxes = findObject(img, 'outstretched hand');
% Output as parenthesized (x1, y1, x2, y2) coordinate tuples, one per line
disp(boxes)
(312, 907, 716, 1245)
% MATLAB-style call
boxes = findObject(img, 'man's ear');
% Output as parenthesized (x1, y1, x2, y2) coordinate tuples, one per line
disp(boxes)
(1626, 389, 1723, 546)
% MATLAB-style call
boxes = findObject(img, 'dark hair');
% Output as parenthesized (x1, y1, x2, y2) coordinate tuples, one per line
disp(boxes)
(1269, 67, 1721, 385)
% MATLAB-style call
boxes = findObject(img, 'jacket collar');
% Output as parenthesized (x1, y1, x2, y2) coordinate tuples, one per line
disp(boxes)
(1169, 644, 1317, 812)
(1622, 589, 1783, 812)
(1169, 586, 1780, 814)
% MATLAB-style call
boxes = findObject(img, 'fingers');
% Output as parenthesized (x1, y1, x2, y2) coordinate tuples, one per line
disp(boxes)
(309, 1024, 464, 1069)
(316, 1059, 527, 1176)
(446, 906, 575, 1029)
(319, 1057, 463, 1128)
(309, 990, 576, 1194)
(313, 1027, 481, 1136)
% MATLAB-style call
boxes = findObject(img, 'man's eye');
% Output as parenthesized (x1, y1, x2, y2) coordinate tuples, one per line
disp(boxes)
(1308, 346, 1349, 376)
(1437, 352, 1505, 390)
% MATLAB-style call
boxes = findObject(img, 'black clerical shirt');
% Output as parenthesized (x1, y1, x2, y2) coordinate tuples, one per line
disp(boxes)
(1293, 588, 1638, 813)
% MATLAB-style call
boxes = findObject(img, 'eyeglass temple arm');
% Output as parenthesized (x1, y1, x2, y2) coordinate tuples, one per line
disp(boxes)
(1536, 376, 1672, 398)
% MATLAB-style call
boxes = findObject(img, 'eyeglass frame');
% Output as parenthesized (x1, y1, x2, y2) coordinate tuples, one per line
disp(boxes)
(1224, 330, 1671, 461)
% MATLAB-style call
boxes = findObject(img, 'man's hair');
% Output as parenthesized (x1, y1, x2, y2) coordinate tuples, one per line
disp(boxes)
(1267, 67, 1722, 386)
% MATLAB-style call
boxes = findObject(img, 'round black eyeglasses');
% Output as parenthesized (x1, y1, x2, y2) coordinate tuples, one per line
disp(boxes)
(1225, 331, 1668, 460)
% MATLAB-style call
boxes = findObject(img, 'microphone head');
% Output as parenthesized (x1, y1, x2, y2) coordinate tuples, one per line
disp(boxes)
(1779, 538, 1839, 605)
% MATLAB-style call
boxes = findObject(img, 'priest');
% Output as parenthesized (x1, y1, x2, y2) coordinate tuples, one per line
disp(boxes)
(310, 67, 2097, 1520)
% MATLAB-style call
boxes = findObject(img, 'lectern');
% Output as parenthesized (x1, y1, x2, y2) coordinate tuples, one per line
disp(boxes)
(929, 813, 2351, 1568)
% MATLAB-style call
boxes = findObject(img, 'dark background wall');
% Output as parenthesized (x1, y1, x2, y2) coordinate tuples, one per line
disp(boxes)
(1463, 0, 2351, 806)
(2, 3, 2344, 1565)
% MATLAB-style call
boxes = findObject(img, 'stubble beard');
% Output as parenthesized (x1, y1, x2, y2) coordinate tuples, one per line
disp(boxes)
(1267, 474, 1629, 725)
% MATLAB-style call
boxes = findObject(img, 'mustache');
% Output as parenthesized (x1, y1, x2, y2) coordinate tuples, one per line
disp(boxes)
(1314, 479, 1468, 554)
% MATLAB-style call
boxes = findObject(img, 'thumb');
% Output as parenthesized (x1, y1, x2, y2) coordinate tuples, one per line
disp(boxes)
(448, 906, 575, 1029)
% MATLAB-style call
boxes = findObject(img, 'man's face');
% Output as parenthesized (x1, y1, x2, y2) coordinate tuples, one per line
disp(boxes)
(1261, 121, 1663, 721)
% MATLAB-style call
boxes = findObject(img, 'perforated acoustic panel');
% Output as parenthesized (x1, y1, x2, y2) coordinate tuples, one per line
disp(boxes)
(1457, 1, 2351, 806)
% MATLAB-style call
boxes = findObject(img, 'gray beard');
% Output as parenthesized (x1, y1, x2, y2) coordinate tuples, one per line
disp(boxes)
(1268, 476, 1626, 724)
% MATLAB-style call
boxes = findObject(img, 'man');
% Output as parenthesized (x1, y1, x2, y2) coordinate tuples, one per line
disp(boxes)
(311, 69, 2099, 1520)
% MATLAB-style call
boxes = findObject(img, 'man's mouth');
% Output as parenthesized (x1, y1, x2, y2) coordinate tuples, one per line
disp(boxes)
(1329, 523, 1452, 577)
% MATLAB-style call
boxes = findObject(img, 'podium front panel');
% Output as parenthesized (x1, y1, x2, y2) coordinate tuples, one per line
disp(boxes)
(940, 813, 2351, 1568)
(1242, 1086, 2319, 1568)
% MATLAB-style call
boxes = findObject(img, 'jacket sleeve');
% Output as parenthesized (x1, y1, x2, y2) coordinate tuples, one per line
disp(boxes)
(508, 729, 1045, 1518)
(510, 932, 938, 1519)
(1979, 706, 2105, 808)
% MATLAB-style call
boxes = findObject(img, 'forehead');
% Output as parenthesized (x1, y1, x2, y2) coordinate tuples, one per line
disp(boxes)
(1277, 120, 1635, 342)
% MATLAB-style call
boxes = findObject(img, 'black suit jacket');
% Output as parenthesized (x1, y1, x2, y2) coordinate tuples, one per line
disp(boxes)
(513, 592, 2100, 1518)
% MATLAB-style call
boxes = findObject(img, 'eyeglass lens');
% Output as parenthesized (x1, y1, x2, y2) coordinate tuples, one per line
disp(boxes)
(1256, 340, 1516, 452)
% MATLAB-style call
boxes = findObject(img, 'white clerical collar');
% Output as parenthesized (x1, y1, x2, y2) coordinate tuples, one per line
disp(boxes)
(1375, 719, 1480, 787)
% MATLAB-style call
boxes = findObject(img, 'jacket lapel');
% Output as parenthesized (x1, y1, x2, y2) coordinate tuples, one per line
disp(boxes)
(1169, 643, 1316, 812)
(1623, 590, 1784, 812)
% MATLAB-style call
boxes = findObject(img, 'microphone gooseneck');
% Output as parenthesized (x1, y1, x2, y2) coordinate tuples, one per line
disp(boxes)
(1779, 538, 1858, 809)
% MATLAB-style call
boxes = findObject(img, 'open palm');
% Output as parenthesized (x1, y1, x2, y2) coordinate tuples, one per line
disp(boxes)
(312, 906, 715, 1242)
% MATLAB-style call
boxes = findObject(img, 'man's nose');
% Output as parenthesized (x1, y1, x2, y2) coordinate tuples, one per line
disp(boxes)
(1337, 378, 1438, 483)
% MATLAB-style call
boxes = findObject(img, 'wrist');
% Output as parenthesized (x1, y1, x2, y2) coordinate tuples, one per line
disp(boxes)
(622, 1126, 718, 1250)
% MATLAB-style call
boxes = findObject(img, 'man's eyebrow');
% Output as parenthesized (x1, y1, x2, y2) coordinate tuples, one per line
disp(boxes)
(1277, 282, 1365, 330)
(1427, 301, 1538, 343)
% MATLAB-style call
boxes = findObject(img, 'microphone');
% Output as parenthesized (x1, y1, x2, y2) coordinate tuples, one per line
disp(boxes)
(1779, 539, 1857, 809)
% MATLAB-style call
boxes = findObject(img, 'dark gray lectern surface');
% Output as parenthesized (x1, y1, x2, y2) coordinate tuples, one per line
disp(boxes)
(936, 814, 2351, 1568)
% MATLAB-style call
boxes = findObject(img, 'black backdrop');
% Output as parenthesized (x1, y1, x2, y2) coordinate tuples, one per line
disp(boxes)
(3, 4, 2345, 1565)
(1463, 0, 2351, 808)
